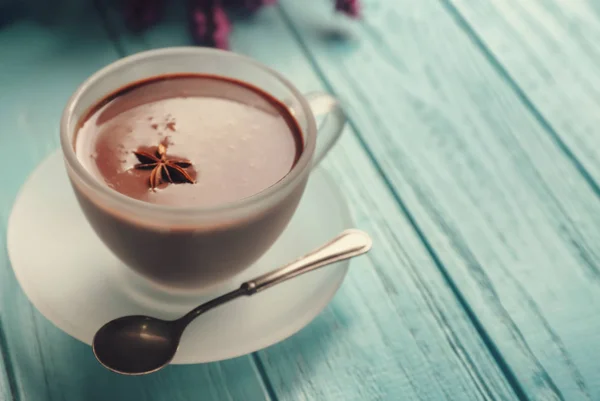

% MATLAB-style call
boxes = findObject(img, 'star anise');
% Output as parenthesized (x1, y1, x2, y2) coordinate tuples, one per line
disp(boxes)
(133, 143, 195, 191)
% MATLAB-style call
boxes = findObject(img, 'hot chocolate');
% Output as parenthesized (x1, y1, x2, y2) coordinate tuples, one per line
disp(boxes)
(75, 74, 303, 207)
(65, 68, 316, 291)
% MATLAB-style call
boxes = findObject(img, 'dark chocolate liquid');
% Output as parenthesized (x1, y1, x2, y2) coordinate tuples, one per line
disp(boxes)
(75, 74, 303, 207)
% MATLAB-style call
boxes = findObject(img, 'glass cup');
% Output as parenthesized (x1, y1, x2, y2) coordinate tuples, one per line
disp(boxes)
(60, 47, 346, 292)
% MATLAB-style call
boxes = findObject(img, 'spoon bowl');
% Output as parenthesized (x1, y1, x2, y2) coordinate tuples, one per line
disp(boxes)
(93, 316, 181, 375)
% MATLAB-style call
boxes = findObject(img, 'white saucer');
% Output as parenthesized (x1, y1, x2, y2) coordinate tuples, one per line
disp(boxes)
(7, 151, 353, 364)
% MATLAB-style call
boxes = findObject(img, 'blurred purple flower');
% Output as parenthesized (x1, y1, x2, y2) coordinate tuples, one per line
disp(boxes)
(335, 0, 360, 18)
(189, 0, 231, 48)
(211, 3, 231, 48)
(123, 0, 165, 33)
(224, 0, 277, 12)
(123, 0, 361, 49)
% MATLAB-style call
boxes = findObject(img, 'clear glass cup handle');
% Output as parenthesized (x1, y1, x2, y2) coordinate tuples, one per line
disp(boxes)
(305, 92, 347, 166)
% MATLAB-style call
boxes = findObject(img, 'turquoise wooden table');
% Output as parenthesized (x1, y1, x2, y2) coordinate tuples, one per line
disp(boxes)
(1, 0, 599, 400)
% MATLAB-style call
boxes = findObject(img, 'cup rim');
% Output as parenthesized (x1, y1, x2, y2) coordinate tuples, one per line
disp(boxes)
(60, 47, 317, 218)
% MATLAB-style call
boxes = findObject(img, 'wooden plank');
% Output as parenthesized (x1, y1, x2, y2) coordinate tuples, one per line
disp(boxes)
(445, 0, 600, 192)
(0, 6, 269, 401)
(103, 3, 519, 400)
(276, 0, 600, 400)
(0, 325, 13, 401)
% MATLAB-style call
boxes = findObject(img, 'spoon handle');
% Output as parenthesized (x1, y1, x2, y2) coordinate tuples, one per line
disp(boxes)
(243, 229, 372, 294)
(178, 229, 371, 328)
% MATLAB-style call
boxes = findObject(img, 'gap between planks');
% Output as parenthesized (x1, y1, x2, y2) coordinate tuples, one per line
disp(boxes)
(276, 5, 531, 401)
(276, 0, 600, 400)
(438, 0, 600, 202)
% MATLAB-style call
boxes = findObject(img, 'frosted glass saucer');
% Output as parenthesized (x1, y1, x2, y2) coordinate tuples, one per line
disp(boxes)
(7, 151, 352, 363)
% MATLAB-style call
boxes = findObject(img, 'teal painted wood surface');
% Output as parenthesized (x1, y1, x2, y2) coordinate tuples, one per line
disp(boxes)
(275, 0, 600, 399)
(447, 0, 600, 191)
(1, 0, 600, 400)
(0, 336, 12, 401)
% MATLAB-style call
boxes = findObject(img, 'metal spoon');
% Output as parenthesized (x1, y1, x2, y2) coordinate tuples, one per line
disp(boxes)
(93, 229, 372, 375)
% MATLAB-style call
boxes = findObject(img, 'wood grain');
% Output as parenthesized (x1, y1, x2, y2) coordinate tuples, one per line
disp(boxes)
(276, 0, 600, 400)
(445, 0, 600, 193)
(103, 2, 519, 400)
(0, 324, 13, 401)
(0, 6, 269, 401)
